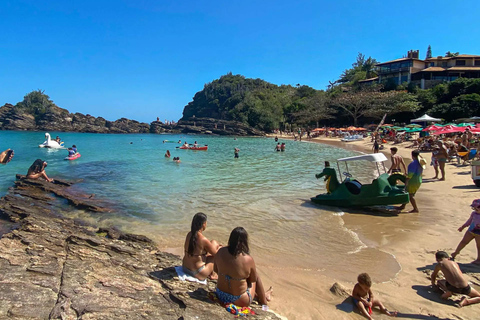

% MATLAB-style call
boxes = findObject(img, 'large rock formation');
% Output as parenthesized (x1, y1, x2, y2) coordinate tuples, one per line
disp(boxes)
(0, 103, 265, 136)
(0, 103, 161, 134)
(177, 117, 265, 136)
(0, 177, 281, 319)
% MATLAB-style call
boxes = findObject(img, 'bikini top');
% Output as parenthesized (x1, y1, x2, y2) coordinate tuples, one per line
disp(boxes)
(219, 272, 247, 289)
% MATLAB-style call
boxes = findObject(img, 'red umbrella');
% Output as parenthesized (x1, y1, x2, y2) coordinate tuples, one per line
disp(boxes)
(431, 125, 463, 135)
(422, 124, 443, 132)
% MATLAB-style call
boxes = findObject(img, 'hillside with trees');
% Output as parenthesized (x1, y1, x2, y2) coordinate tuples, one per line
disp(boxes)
(182, 52, 480, 131)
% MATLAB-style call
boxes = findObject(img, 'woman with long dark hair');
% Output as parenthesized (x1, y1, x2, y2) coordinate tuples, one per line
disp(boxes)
(26, 159, 53, 182)
(214, 227, 272, 307)
(182, 212, 220, 280)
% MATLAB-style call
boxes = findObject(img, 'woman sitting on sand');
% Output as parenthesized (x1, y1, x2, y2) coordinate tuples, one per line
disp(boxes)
(182, 212, 220, 280)
(26, 159, 53, 182)
(214, 227, 272, 307)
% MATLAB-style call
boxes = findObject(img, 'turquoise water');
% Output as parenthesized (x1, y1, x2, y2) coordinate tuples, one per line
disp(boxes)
(0, 131, 399, 281)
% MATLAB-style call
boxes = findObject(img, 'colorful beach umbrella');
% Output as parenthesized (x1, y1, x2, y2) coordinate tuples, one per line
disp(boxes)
(404, 127, 423, 132)
(457, 123, 474, 127)
(422, 124, 443, 132)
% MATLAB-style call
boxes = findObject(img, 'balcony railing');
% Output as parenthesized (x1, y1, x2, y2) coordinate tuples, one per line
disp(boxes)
(375, 66, 410, 74)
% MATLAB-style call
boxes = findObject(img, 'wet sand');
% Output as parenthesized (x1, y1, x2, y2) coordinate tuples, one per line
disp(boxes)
(260, 135, 480, 320)
(160, 134, 480, 320)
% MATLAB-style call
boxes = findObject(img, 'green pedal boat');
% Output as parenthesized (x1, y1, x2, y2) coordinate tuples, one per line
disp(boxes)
(311, 153, 409, 207)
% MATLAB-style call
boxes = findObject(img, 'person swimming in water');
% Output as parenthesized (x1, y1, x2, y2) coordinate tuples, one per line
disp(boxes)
(165, 150, 171, 158)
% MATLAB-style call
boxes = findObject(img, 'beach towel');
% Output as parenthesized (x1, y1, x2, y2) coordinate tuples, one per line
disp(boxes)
(174, 266, 207, 285)
(207, 291, 256, 317)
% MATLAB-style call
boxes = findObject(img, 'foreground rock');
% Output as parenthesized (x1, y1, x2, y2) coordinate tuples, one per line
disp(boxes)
(0, 178, 281, 319)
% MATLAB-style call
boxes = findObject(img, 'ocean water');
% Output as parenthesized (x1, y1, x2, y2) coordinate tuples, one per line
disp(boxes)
(0, 131, 399, 282)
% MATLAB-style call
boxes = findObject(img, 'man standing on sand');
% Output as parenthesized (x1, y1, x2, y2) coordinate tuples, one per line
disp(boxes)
(398, 150, 423, 213)
(431, 251, 480, 307)
(387, 147, 406, 174)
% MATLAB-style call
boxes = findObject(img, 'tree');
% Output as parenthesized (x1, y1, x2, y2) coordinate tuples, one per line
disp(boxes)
(365, 91, 419, 119)
(426, 45, 432, 59)
(445, 51, 459, 57)
(338, 53, 378, 85)
(333, 91, 375, 126)
(288, 92, 334, 125)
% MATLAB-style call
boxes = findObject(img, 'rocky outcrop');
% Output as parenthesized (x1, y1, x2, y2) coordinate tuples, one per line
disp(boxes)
(177, 117, 265, 136)
(0, 104, 36, 130)
(0, 103, 264, 136)
(0, 177, 281, 319)
(0, 103, 178, 134)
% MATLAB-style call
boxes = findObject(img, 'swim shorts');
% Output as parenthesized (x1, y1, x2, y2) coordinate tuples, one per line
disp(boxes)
(445, 281, 471, 295)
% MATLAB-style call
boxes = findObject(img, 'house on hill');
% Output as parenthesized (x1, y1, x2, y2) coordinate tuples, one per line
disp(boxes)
(371, 50, 480, 89)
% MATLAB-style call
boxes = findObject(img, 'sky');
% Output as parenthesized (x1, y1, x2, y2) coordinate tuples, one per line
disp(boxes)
(1, 0, 479, 123)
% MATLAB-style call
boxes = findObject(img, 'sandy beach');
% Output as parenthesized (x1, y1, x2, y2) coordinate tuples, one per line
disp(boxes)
(260, 135, 480, 320)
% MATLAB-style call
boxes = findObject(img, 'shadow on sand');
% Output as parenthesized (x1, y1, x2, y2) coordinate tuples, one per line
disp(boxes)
(452, 185, 479, 190)
(303, 200, 402, 217)
(336, 296, 450, 320)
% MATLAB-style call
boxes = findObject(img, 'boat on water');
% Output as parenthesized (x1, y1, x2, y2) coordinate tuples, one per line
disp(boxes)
(311, 153, 409, 207)
(340, 134, 364, 142)
(39, 133, 64, 148)
(179, 145, 208, 151)
(65, 153, 81, 161)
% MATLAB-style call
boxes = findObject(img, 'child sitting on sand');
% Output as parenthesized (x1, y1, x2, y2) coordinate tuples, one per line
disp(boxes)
(431, 251, 480, 307)
(451, 199, 480, 264)
(352, 273, 397, 320)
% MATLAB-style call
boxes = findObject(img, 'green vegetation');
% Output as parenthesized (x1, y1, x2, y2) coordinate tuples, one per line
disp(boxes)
(183, 52, 480, 132)
(13, 89, 67, 122)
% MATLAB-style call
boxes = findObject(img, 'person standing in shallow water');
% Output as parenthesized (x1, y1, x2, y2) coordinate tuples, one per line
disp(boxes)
(398, 150, 423, 213)
(182, 213, 220, 281)
(387, 147, 406, 174)
(234, 147, 240, 158)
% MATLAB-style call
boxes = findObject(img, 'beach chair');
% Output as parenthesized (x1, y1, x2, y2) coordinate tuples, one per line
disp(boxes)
(458, 149, 478, 165)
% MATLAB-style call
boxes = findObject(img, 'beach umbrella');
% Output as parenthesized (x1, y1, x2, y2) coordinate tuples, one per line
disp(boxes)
(457, 123, 474, 127)
(410, 114, 442, 123)
(395, 127, 407, 131)
(422, 124, 443, 132)
(346, 126, 357, 131)
(405, 127, 423, 133)
(312, 128, 325, 131)
(469, 116, 480, 122)
(405, 124, 422, 128)
(431, 125, 463, 135)
(381, 124, 393, 127)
